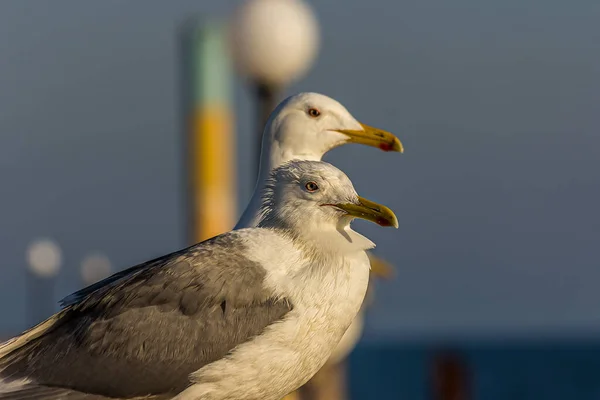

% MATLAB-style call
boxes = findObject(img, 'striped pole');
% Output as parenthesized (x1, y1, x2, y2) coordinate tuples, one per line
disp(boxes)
(184, 21, 236, 243)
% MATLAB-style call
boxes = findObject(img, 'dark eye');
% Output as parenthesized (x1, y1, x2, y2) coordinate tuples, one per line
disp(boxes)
(307, 108, 321, 118)
(305, 181, 319, 192)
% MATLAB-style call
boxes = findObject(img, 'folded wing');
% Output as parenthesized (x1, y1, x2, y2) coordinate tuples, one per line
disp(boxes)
(0, 233, 292, 399)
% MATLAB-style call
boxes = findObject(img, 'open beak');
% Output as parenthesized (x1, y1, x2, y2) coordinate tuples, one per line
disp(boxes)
(331, 196, 399, 228)
(335, 122, 404, 153)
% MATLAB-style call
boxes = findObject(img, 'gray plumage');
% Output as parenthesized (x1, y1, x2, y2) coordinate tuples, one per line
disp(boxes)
(0, 386, 137, 400)
(0, 232, 292, 399)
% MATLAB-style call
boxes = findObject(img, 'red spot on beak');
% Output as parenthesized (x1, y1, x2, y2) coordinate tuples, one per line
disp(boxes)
(379, 142, 393, 152)
(377, 217, 392, 227)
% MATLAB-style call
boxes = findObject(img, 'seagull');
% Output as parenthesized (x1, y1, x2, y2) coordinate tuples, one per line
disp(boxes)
(235, 92, 402, 376)
(0, 160, 398, 400)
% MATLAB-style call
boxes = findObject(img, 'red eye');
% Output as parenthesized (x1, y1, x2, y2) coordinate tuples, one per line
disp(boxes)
(305, 181, 319, 192)
(307, 108, 321, 118)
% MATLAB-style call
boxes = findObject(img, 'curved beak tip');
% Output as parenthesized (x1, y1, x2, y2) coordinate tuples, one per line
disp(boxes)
(379, 137, 404, 153)
(378, 216, 399, 229)
(333, 197, 399, 229)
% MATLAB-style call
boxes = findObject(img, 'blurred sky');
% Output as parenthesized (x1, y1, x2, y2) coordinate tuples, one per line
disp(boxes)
(0, 0, 599, 340)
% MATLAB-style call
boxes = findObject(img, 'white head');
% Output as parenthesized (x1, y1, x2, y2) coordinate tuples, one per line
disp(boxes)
(258, 160, 398, 254)
(259, 92, 403, 173)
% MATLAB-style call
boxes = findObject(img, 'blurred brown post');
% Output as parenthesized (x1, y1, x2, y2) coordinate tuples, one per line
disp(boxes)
(253, 82, 280, 184)
(297, 360, 348, 400)
(431, 350, 471, 400)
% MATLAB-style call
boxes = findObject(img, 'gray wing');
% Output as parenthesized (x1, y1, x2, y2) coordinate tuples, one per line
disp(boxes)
(58, 249, 180, 308)
(0, 233, 293, 399)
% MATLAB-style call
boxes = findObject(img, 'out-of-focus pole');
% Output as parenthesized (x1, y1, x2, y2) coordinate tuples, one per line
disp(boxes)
(297, 357, 349, 400)
(253, 82, 280, 182)
(431, 350, 471, 400)
(185, 21, 236, 243)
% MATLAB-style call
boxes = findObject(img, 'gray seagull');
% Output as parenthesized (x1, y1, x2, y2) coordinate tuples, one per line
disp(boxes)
(0, 160, 397, 400)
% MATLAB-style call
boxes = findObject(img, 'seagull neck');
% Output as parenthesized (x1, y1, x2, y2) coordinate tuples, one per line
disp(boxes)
(257, 216, 375, 257)
(263, 148, 323, 174)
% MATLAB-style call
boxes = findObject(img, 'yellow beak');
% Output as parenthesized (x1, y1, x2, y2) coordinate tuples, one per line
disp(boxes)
(331, 196, 399, 228)
(335, 122, 404, 153)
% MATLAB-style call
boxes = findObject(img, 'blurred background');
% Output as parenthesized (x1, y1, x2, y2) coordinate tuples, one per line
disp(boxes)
(1, 0, 599, 399)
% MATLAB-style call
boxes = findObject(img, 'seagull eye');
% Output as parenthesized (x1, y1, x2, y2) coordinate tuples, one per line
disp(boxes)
(305, 181, 319, 192)
(307, 108, 321, 118)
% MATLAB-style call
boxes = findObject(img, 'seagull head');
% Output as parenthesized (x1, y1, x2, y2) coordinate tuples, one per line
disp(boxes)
(261, 92, 403, 170)
(259, 160, 398, 253)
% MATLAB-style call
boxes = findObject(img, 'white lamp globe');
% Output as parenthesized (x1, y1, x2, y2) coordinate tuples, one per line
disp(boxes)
(26, 238, 62, 278)
(80, 253, 112, 285)
(230, 0, 320, 86)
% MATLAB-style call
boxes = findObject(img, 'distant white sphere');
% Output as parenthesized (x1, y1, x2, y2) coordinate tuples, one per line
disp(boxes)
(26, 239, 62, 278)
(80, 253, 112, 285)
(230, 0, 320, 86)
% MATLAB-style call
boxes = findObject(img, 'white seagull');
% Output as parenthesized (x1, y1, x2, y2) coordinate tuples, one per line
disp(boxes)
(235, 92, 403, 372)
(0, 160, 397, 400)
